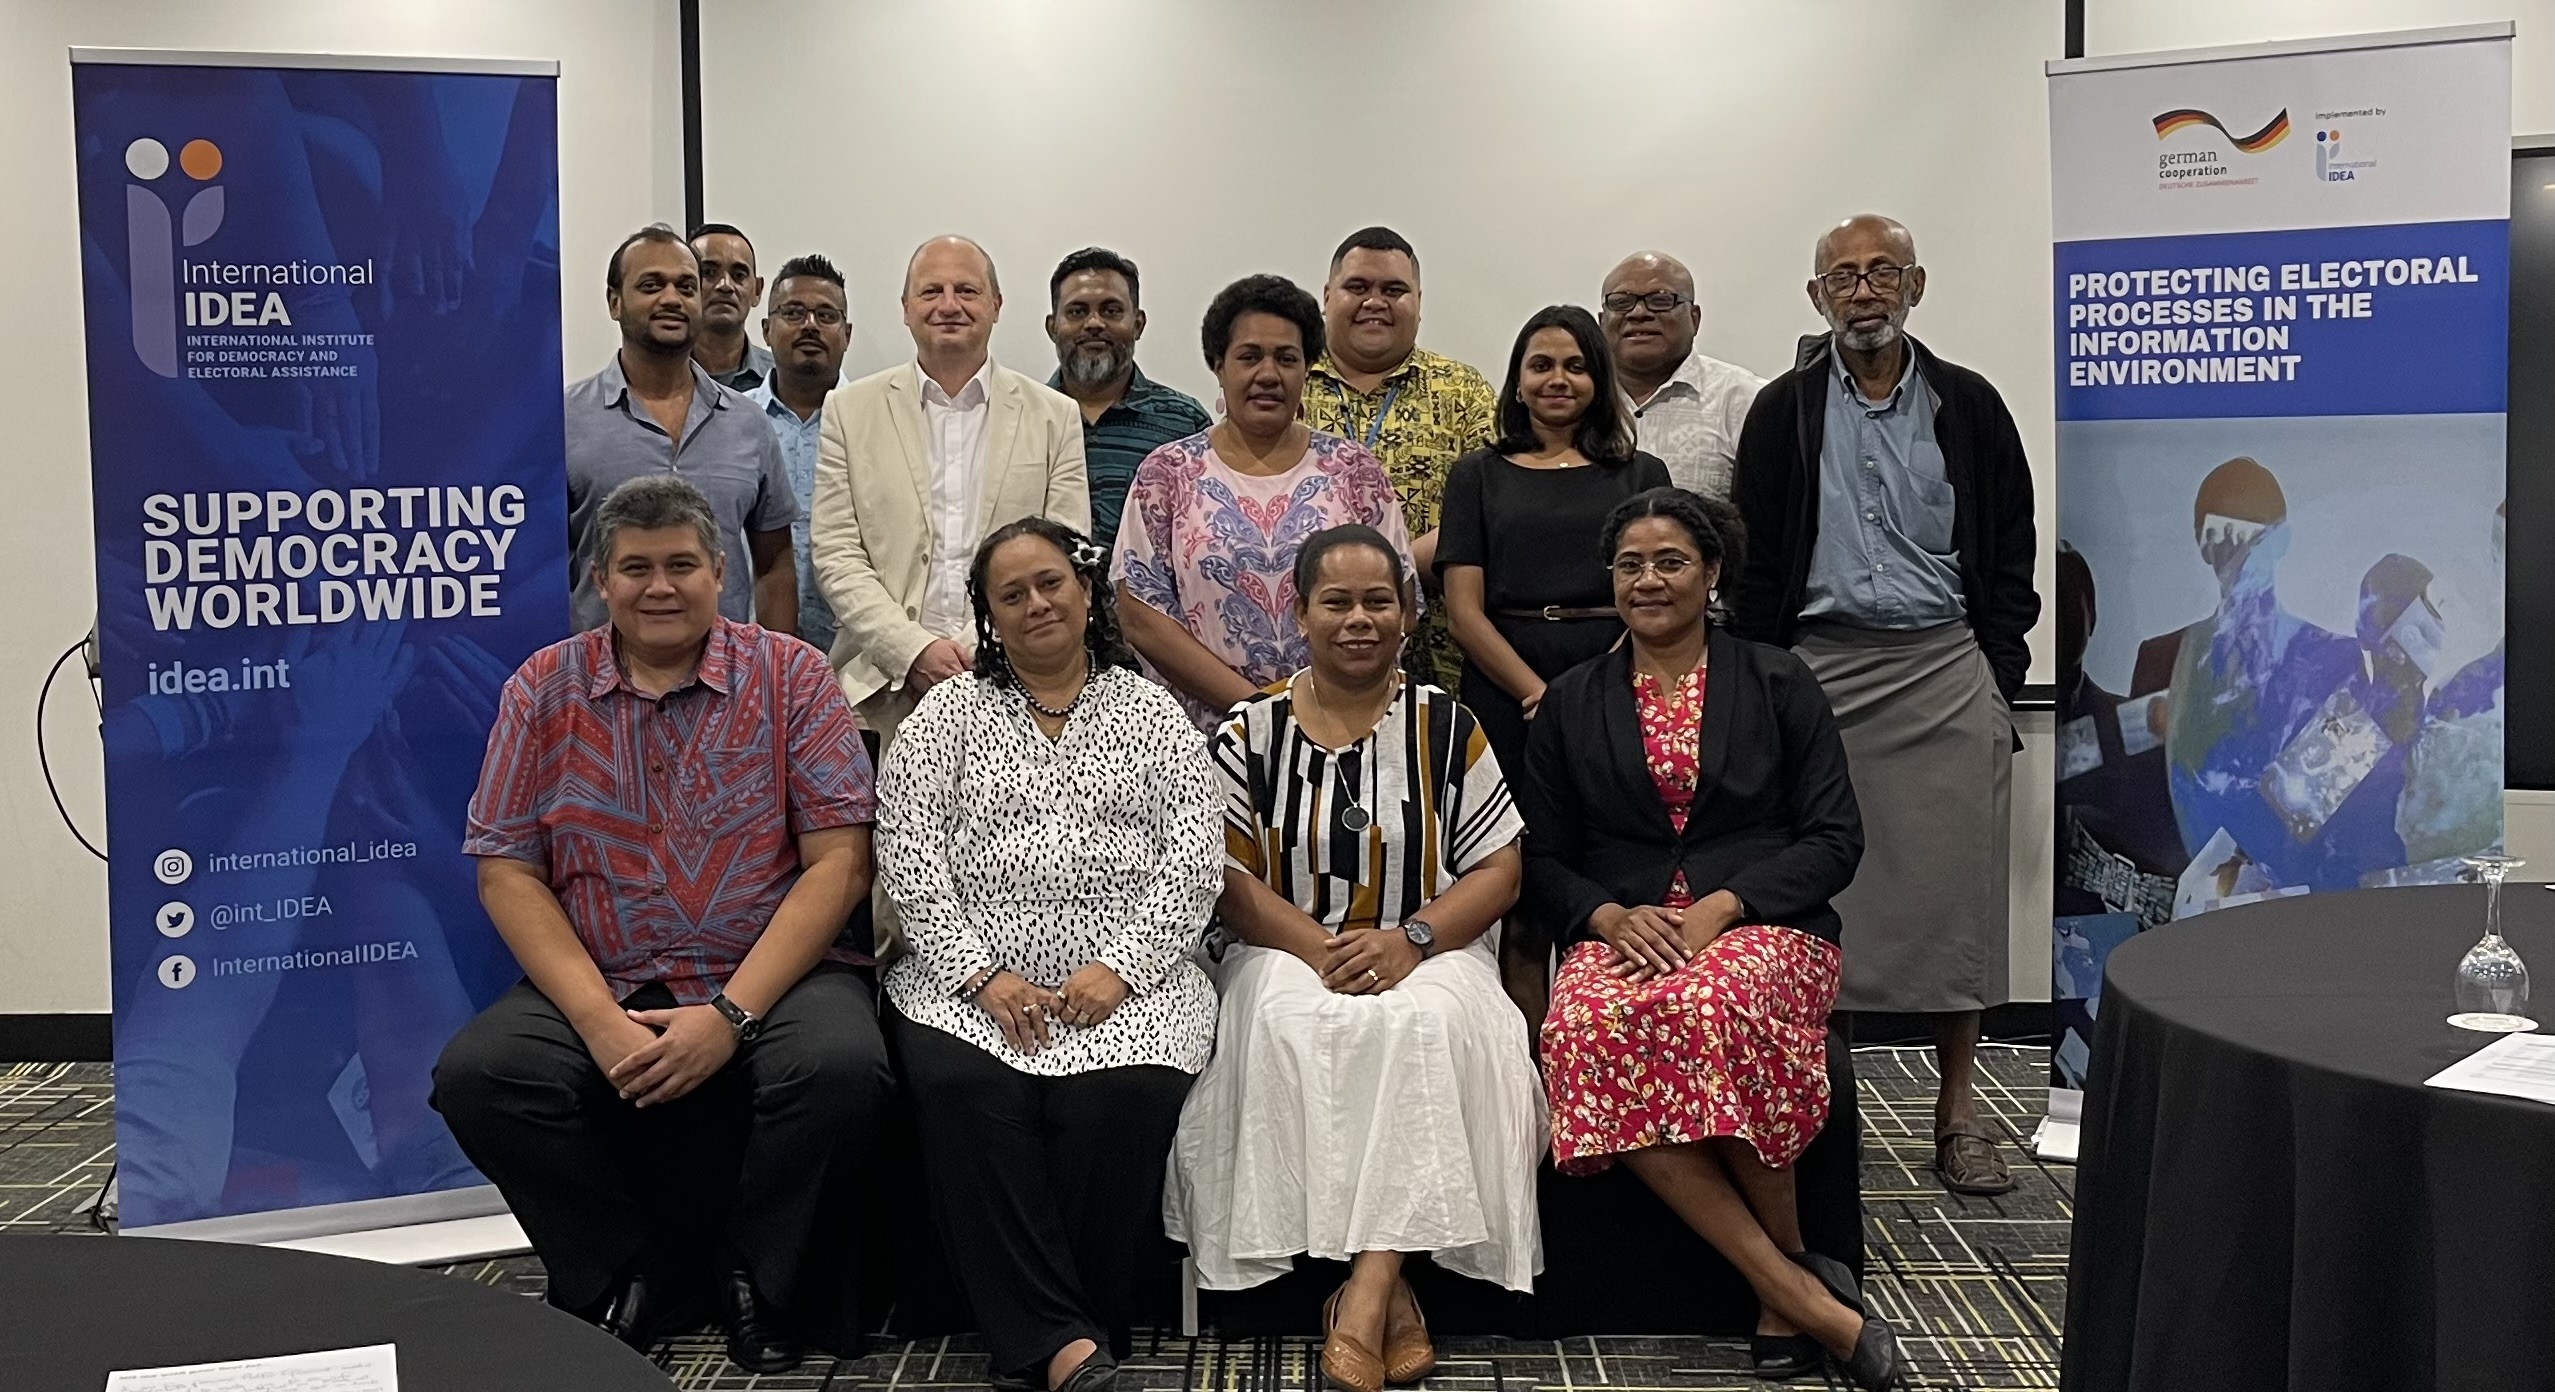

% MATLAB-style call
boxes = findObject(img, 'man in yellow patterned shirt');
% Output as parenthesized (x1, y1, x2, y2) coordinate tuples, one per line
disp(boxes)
(1302, 226, 1497, 691)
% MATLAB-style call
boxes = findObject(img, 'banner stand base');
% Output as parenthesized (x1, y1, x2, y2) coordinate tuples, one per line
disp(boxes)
(268, 1212, 529, 1267)
(2031, 1086, 2083, 1163)
(124, 1184, 527, 1267)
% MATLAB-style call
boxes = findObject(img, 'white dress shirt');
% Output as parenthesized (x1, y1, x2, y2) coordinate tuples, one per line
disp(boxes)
(918, 358, 995, 640)
(1631, 349, 1767, 501)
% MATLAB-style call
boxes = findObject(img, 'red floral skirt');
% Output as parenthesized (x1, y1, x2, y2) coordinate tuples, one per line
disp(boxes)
(1540, 924, 1842, 1173)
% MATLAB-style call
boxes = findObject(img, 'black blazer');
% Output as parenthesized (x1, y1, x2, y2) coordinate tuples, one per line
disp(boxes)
(1523, 630, 1863, 945)
(1728, 331, 2041, 702)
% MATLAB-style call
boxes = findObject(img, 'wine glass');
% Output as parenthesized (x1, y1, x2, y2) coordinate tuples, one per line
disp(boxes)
(2449, 854, 2536, 1032)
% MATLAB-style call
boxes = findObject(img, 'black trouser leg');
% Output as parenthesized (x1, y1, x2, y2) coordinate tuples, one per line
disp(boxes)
(1043, 1063, 1193, 1355)
(890, 1009, 1105, 1379)
(430, 980, 653, 1312)
(721, 965, 893, 1308)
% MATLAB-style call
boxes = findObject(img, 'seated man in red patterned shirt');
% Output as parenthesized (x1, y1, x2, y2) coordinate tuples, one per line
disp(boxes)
(432, 475, 885, 1375)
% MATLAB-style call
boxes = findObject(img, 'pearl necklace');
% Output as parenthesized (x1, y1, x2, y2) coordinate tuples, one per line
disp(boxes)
(1021, 658, 1094, 719)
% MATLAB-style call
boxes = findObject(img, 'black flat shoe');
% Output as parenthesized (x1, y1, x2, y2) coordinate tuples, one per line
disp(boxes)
(717, 1269, 802, 1374)
(1790, 1249, 1866, 1315)
(1838, 1314, 1909, 1390)
(596, 1272, 666, 1352)
(1053, 1349, 1119, 1392)
(1750, 1331, 1824, 1379)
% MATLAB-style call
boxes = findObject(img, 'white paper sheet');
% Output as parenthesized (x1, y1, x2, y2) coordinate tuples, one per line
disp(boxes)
(105, 1344, 397, 1392)
(2425, 1032, 2555, 1107)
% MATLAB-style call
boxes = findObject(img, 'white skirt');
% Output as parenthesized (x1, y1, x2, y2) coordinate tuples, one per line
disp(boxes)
(1164, 940, 1548, 1292)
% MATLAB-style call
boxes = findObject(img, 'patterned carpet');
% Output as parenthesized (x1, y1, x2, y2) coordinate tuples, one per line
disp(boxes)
(0, 1044, 2067, 1389)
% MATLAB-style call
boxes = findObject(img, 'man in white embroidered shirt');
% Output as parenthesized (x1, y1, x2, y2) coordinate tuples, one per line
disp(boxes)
(1600, 250, 1766, 500)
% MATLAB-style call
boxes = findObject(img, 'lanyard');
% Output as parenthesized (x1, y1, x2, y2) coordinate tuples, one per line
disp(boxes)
(1332, 379, 1403, 449)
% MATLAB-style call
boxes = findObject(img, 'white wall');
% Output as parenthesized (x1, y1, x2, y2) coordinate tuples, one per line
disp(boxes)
(3, 0, 684, 1014)
(2088, 0, 2553, 134)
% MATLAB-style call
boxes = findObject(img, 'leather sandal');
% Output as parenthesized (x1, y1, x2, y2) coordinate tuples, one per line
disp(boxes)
(1934, 1118, 2017, 1195)
(1381, 1279, 1436, 1385)
(1320, 1287, 1386, 1392)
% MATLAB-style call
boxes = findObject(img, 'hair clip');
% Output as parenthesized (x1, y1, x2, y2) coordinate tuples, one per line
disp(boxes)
(1071, 539, 1106, 570)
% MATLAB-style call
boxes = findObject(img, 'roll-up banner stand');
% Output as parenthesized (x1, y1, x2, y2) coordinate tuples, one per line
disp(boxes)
(2040, 25, 2512, 1159)
(72, 49, 567, 1251)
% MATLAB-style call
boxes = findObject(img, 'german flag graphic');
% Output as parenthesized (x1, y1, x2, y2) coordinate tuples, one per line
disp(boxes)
(2152, 108, 2292, 153)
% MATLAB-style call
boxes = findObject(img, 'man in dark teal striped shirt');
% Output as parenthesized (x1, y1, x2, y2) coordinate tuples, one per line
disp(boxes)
(1044, 248, 1211, 550)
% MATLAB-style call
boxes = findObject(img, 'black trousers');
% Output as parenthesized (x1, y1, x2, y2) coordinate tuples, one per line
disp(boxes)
(887, 1007, 1192, 1379)
(431, 965, 892, 1314)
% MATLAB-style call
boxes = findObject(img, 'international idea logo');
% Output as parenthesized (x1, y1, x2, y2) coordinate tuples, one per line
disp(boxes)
(122, 136, 226, 378)
(119, 132, 374, 379)
(2313, 111, 2382, 183)
(2150, 107, 2290, 190)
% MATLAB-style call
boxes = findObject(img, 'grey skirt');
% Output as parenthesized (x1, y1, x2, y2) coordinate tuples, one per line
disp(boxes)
(1794, 621, 2013, 1013)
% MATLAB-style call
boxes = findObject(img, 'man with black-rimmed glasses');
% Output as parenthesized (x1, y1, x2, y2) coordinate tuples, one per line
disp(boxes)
(1600, 250, 1765, 500)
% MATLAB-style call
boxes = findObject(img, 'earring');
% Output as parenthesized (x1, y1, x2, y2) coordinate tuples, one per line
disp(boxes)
(1708, 587, 1720, 602)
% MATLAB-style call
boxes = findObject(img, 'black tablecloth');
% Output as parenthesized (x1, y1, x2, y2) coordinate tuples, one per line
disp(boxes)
(0, 1234, 671, 1392)
(2062, 885, 2555, 1392)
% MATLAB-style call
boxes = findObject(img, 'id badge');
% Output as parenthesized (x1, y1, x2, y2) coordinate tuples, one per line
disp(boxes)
(2259, 685, 2391, 843)
(2059, 714, 2103, 781)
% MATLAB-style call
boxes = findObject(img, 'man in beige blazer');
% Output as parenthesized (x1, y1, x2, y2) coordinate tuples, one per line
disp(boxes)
(811, 235, 1089, 750)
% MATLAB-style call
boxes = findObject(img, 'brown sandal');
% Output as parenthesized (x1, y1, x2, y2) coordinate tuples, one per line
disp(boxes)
(1934, 1119, 2016, 1196)
(1381, 1279, 1437, 1385)
(1320, 1288, 1386, 1392)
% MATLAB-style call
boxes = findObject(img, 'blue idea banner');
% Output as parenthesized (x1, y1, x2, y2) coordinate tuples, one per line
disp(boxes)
(73, 52, 567, 1233)
(2043, 28, 2511, 1102)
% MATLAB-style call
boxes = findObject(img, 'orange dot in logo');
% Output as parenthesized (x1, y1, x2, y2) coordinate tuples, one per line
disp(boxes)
(179, 139, 222, 180)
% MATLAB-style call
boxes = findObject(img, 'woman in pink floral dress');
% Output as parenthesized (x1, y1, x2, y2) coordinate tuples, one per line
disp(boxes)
(1523, 488, 1906, 1391)
(1114, 274, 1415, 732)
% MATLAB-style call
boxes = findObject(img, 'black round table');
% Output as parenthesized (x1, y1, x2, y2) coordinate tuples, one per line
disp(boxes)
(2060, 885, 2555, 1392)
(0, 1234, 671, 1392)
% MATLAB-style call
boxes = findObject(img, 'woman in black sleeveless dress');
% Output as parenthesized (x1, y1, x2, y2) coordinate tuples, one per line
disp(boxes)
(1437, 304, 1677, 1023)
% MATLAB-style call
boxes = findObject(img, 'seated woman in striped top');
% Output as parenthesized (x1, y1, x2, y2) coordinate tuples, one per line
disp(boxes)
(1165, 524, 1547, 1392)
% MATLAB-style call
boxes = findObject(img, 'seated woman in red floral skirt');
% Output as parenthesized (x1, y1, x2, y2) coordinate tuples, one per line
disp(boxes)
(1523, 487, 1903, 1391)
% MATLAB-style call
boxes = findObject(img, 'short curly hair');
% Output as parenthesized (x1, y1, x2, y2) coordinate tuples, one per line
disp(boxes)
(1601, 487, 1748, 621)
(1201, 274, 1324, 371)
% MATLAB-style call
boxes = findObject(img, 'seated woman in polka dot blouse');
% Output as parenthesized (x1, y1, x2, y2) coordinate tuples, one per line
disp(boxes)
(875, 518, 1224, 1392)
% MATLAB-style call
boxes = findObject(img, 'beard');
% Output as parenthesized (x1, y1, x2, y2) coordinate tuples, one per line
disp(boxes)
(1831, 311, 1904, 353)
(1059, 338, 1133, 387)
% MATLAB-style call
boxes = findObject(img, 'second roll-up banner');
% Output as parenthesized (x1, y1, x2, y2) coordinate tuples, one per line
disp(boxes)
(2043, 24, 2513, 1148)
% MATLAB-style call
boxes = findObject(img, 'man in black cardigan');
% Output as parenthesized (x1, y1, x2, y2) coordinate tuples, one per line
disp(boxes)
(1729, 214, 2039, 1196)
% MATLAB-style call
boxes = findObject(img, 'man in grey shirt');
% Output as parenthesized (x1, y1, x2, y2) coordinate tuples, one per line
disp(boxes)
(565, 224, 797, 634)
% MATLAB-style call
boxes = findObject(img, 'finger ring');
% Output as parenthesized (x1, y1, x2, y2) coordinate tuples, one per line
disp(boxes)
(1366, 969, 1380, 985)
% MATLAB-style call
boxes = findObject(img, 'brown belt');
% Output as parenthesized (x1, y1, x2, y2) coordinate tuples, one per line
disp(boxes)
(1498, 605, 1618, 621)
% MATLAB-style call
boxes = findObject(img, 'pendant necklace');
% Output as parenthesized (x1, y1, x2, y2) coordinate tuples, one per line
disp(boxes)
(1303, 669, 1379, 833)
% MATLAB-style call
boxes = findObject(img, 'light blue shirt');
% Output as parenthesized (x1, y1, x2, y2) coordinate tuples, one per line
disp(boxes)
(1800, 346, 1966, 629)
(743, 380, 839, 656)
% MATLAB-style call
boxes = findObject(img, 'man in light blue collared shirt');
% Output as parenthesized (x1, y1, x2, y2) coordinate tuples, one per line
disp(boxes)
(743, 254, 852, 656)
(1801, 342, 1968, 627)
(1730, 214, 2041, 1200)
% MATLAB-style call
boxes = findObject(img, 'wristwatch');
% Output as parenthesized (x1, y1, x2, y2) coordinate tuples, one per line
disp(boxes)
(1402, 918, 1437, 957)
(709, 991, 763, 1044)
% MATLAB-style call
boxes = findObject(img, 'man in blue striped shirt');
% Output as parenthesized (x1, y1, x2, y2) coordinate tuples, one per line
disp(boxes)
(1043, 248, 1210, 551)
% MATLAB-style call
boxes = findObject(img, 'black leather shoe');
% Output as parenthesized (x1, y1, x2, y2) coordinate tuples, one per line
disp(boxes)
(596, 1272, 663, 1352)
(1751, 1331, 1824, 1379)
(1053, 1349, 1119, 1392)
(1838, 1314, 1909, 1390)
(717, 1269, 802, 1374)
(1790, 1249, 1866, 1315)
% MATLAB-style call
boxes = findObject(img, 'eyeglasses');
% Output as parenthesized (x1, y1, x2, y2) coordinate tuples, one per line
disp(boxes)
(1816, 264, 1913, 297)
(771, 304, 844, 326)
(1610, 554, 1698, 580)
(1602, 291, 1692, 315)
